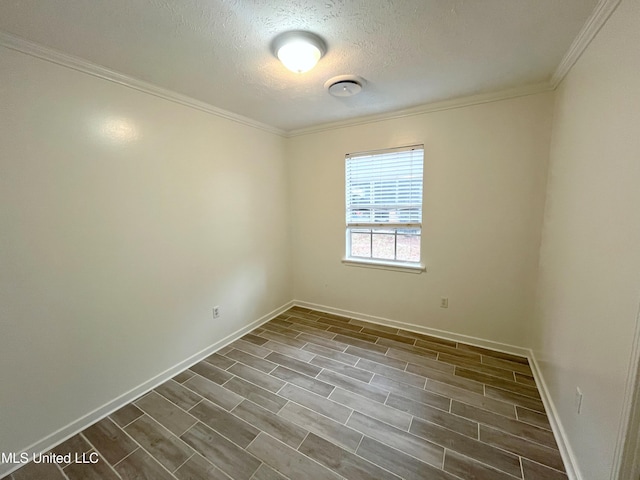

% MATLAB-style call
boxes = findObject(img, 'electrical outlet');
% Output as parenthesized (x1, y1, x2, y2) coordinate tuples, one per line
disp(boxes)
(440, 297, 449, 308)
(575, 387, 583, 414)
(213, 306, 221, 318)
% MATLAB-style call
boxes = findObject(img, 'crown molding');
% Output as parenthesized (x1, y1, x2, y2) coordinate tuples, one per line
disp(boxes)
(0, 31, 287, 137)
(286, 82, 554, 137)
(1, 0, 620, 140)
(2, 28, 551, 139)
(551, 0, 621, 88)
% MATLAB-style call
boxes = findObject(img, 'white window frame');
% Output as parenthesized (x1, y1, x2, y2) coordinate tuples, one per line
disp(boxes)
(343, 145, 426, 273)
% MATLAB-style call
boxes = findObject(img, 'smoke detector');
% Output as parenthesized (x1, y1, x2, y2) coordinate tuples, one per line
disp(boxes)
(325, 75, 364, 97)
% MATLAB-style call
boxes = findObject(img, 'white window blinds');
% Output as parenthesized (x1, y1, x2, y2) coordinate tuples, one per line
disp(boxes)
(345, 146, 424, 227)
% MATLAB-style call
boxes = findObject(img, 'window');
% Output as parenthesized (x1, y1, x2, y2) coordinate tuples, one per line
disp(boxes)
(344, 145, 424, 271)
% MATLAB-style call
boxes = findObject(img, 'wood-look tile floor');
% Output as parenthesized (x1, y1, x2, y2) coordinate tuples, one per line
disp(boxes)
(5, 307, 568, 480)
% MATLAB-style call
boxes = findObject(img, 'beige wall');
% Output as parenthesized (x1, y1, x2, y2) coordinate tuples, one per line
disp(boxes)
(0, 46, 291, 458)
(531, 0, 640, 478)
(4, 3, 640, 476)
(287, 93, 554, 347)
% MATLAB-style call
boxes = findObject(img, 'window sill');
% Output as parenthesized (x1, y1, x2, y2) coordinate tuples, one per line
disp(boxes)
(342, 258, 426, 274)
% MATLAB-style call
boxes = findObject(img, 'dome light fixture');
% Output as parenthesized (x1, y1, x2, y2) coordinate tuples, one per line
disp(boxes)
(272, 31, 327, 74)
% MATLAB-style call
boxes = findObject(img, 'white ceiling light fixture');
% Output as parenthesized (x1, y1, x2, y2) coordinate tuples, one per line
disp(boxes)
(272, 31, 327, 74)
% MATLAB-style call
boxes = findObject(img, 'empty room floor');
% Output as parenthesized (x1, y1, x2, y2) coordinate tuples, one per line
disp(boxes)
(5, 307, 567, 480)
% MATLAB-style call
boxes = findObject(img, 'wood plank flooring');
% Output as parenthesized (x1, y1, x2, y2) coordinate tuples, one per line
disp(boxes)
(5, 307, 567, 480)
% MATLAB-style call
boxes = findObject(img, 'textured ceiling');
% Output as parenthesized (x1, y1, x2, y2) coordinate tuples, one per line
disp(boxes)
(0, 0, 598, 131)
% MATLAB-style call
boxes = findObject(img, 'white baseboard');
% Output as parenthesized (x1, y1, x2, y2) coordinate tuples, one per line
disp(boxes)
(293, 300, 530, 358)
(295, 300, 582, 478)
(527, 351, 582, 480)
(3, 299, 582, 480)
(0, 301, 293, 479)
